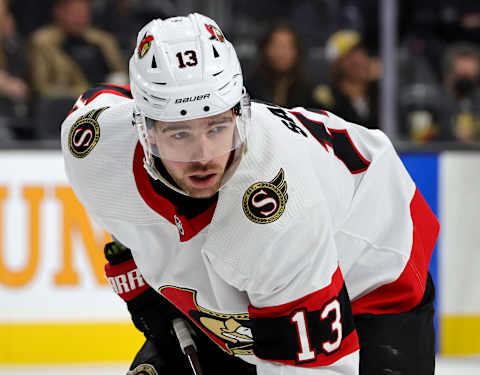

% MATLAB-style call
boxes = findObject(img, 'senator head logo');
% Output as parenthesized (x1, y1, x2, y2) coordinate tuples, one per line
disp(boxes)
(205, 24, 225, 42)
(243, 169, 288, 224)
(138, 34, 154, 59)
(159, 286, 253, 355)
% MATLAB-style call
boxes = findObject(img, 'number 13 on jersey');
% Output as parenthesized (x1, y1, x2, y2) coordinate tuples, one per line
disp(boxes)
(291, 298, 342, 362)
(248, 268, 358, 367)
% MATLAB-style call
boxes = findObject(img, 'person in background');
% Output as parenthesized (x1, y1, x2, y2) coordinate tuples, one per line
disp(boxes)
(398, 43, 480, 144)
(398, 83, 445, 143)
(441, 42, 480, 143)
(10, 0, 55, 35)
(314, 30, 381, 129)
(246, 24, 316, 108)
(0, 0, 29, 140)
(398, 0, 480, 82)
(93, 0, 165, 61)
(28, 0, 127, 99)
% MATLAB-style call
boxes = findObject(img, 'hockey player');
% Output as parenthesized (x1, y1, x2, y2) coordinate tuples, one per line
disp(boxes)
(61, 13, 438, 375)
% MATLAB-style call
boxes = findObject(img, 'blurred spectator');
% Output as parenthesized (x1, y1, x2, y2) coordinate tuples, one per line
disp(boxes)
(230, 0, 369, 50)
(29, 0, 127, 99)
(404, 42, 480, 144)
(0, 0, 30, 140)
(400, 0, 480, 82)
(441, 43, 480, 143)
(246, 24, 316, 108)
(313, 30, 381, 129)
(10, 0, 55, 35)
(399, 83, 445, 143)
(93, 0, 169, 60)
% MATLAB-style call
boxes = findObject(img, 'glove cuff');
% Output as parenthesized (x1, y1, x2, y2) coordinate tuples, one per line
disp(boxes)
(105, 258, 150, 301)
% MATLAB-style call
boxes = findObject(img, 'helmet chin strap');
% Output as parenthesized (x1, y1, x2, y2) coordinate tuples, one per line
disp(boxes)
(143, 144, 247, 198)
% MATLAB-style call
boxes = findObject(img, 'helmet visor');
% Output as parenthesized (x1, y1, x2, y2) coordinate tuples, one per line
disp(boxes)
(136, 93, 250, 163)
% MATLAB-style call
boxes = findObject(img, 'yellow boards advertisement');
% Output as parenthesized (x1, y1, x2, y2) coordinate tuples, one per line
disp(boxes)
(0, 151, 143, 363)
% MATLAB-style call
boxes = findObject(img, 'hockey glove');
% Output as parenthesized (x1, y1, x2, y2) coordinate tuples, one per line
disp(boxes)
(103, 241, 190, 373)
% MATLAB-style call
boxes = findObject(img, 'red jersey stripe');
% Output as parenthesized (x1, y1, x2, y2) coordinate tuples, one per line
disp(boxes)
(249, 267, 344, 318)
(351, 188, 439, 315)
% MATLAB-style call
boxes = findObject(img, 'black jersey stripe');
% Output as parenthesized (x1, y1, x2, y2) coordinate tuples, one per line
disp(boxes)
(81, 84, 132, 104)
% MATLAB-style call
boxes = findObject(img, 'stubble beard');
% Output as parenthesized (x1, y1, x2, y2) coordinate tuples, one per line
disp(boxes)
(169, 161, 225, 198)
(184, 177, 222, 198)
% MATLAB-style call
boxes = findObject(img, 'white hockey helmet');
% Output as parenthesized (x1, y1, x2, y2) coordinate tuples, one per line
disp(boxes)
(130, 13, 250, 177)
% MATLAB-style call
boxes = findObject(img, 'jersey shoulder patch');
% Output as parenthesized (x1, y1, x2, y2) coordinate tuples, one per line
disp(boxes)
(68, 107, 108, 158)
(242, 168, 288, 224)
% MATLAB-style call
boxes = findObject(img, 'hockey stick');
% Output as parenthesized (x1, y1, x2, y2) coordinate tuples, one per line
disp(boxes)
(172, 318, 204, 375)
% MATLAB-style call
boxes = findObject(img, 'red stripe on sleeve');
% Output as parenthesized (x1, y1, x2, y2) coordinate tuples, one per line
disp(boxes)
(351, 188, 439, 315)
(249, 267, 344, 318)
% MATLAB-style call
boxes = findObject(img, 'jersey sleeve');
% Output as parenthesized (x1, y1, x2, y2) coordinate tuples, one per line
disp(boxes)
(61, 85, 138, 229)
(248, 203, 359, 374)
(204, 199, 359, 374)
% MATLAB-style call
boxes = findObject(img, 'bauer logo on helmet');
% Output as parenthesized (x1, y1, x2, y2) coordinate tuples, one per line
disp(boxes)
(174, 94, 211, 104)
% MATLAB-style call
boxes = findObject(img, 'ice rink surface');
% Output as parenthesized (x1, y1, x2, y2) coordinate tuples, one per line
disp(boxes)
(0, 357, 478, 374)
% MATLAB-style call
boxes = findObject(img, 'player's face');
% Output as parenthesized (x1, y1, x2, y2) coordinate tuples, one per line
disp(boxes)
(55, 0, 91, 35)
(266, 29, 298, 73)
(152, 110, 236, 198)
(339, 47, 371, 83)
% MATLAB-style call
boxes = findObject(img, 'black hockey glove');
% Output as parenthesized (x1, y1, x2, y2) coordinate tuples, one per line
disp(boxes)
(103, 241, 191, 374)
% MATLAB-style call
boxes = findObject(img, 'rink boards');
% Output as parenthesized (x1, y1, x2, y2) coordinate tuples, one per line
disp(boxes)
(0, 150, 478, 363)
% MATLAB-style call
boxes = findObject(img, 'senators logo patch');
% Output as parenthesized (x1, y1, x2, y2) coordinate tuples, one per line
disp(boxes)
(159, 286, 253, 355)
(138, 34, 154, 59)
(243, 169, 288, 224)
(68, 107, 108, 158)
(205, 24, 225, 42)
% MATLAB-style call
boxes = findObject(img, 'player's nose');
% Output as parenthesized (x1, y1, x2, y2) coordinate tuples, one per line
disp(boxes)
(190, 136, 215, 162)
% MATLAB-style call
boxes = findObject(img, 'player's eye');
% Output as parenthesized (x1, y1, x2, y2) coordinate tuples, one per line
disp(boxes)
(171, 131, 190, 140)
(209, 125, 226, 135)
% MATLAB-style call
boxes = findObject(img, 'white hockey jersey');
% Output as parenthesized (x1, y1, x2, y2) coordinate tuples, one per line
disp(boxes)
(61, 85, 438, 375)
